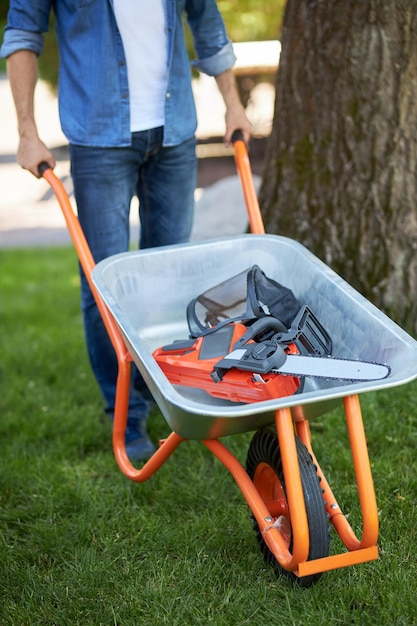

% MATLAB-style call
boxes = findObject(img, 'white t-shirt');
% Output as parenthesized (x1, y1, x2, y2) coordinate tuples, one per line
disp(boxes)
(113, 0, 168, 132)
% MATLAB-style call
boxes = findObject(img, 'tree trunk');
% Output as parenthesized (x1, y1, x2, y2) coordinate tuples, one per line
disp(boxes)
(259, 0, 417, 333)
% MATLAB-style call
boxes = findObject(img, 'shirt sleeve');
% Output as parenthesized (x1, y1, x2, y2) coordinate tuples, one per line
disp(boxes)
(191, 41, 236, 77)
(1, 28, 44, 58)
(0, 0, 51, 58)
(185, 0, 236, 77)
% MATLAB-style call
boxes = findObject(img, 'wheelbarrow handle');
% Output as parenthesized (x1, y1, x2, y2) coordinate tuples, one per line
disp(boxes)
(231, 129, 245, 144)
(231, 130, 265, 235)
(38, 161, 52, 177)
(38, 160, 130, 364)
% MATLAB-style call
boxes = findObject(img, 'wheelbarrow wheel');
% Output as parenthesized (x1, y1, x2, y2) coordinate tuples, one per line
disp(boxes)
(246, 425, 330, 587)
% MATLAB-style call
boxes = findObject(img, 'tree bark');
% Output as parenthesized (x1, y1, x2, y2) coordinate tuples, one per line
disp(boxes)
(259, 0, 417, 333)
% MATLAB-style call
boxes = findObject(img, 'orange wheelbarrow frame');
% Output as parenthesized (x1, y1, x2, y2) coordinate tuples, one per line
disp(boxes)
(40, 139, 379, 582)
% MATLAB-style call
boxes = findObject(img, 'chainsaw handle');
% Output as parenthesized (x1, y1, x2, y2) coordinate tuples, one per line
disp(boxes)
(234, 317, 288, 348)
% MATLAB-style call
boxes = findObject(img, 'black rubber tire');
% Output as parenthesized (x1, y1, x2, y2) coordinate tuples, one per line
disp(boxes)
(246, 425, 330, 587)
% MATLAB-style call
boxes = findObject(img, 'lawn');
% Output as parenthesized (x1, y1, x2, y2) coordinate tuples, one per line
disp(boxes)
(0, 246, 416, 625)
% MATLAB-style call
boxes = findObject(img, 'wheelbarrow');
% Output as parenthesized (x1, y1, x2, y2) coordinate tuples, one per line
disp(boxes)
(39, 133, 417, 587)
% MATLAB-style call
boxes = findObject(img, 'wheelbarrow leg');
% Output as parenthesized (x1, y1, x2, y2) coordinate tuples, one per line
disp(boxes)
(273, 407, 310, 567)
(111, 354, 185, 482)
(296, 395, 378, 550)
(341, 394, 379, 549)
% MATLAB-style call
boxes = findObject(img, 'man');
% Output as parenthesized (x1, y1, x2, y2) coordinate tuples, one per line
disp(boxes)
(1, 1, 251, 462)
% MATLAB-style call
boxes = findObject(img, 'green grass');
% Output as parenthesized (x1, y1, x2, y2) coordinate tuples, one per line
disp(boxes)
(1, 246, 417, 625)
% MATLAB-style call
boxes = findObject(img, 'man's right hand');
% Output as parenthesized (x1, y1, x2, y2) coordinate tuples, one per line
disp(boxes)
(17, 135, 56, 178)
(7, 50, 56, 178)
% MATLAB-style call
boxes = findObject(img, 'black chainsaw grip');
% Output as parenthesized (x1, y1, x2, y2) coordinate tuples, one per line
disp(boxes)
(37, 161, 52, 176)
(233, 317, 288, 348)
(231, 129, 245, 144)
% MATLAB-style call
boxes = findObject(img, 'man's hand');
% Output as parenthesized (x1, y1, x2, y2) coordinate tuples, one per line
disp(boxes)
(215, 68, 252, 146)
(7, 50, 55, 177)
(224, 102, 252, 146)
(17, 134, 56, 178)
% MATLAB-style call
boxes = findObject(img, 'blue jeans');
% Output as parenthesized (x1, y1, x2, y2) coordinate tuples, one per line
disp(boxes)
(69, 128, 196, 433)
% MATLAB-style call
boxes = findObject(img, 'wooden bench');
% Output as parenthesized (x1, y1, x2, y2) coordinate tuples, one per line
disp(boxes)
(233, 40, 281, 76)
(232, 40, 281, 107)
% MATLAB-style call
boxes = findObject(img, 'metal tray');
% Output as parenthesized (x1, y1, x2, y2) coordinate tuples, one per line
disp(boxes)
(92, 234, 417, 439)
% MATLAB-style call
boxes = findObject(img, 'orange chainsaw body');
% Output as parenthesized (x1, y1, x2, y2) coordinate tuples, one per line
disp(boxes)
(153, 323, 300, 404)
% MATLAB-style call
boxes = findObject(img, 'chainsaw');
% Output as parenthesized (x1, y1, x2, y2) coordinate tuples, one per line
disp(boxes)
(153, 307, 390, 404)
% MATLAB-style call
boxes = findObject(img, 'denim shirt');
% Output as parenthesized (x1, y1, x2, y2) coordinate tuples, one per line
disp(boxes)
(1, 0, 236, 147)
